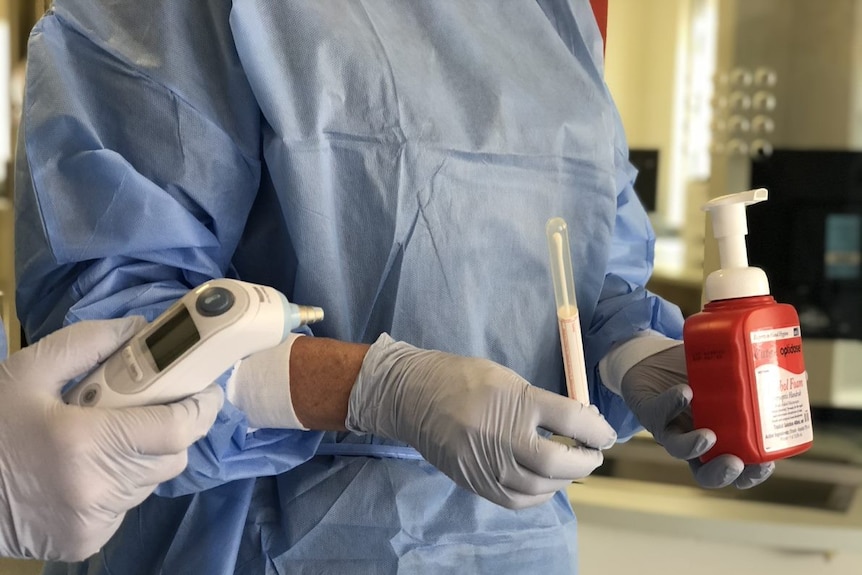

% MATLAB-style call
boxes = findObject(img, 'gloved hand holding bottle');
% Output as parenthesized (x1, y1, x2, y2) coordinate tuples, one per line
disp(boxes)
(618, 342, 774, 489)
(0, 317, 223, 561)
(346, 334, 617, 509)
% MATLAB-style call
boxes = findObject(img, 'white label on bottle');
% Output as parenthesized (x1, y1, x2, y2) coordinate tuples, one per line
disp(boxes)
(750, 326, 800, 343)
(751, 325, 813, 452)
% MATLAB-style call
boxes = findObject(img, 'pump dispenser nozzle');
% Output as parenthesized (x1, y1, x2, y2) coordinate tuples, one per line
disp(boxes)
(703, 188, 771, 302)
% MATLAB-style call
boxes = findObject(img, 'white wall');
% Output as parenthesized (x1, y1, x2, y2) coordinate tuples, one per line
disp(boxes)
(731, 0, 862, 150)
(850, 0, 862, 149)
(605, 0, 688, 227)
(1, 0, 13, 355)
(1, 0, 11, 184)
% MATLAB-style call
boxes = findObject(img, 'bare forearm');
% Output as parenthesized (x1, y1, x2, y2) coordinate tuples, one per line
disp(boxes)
(289, 336, 370, 430)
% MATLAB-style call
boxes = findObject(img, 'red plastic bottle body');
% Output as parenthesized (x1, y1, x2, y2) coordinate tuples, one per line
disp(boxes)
(683, 295, 814, 464)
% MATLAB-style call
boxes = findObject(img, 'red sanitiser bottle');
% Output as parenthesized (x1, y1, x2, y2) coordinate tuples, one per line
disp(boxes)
(684, 189, 813, 464)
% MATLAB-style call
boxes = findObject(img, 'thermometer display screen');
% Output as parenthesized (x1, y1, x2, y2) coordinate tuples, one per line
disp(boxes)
(145, 305, 201, 372)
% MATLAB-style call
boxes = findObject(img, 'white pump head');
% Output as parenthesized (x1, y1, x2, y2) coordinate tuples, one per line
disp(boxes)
(703, 188, 771, 302)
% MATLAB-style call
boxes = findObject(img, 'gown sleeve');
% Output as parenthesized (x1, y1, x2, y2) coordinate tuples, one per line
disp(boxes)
(14, 1, 322, 497)
(585, 105, 686, 441)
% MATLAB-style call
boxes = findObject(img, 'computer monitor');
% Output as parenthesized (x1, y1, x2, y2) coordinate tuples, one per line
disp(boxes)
(749, 150, 862, 340)
(629, 148, 659, 213)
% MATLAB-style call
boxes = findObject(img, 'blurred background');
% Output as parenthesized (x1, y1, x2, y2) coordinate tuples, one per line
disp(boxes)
(585, 1, 862, 573)
(2, 0, 49, 566)
(1, 0, 32, 368)
(1, 0, 861, 573)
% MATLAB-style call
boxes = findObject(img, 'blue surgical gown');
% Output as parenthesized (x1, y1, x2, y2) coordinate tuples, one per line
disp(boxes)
(16, 1, 683, 573)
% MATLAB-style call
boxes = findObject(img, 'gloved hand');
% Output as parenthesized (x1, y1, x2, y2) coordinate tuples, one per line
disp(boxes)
(621, 344, 774, 489)
(0, 317, 224, 561)
(347, 334, 617, 509)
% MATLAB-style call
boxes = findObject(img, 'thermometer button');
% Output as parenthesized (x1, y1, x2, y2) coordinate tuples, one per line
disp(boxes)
(127, 360, 143, 382)
(196, 286, 235, 317)
(120, 346, 144, 382)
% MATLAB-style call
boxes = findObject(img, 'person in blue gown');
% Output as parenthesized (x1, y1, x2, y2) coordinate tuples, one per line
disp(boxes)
(15, 1, 774, 573)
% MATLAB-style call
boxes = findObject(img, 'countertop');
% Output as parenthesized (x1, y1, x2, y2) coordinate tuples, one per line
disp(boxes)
(568, 425, 862, 554)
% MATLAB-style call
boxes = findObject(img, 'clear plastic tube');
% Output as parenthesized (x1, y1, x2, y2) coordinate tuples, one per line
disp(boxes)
(546, 217, 590, 405)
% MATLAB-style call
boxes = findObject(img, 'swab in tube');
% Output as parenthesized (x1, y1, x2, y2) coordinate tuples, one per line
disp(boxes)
(546, 217, 590, 405)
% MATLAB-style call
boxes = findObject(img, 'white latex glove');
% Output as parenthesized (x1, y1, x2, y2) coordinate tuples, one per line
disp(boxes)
(347, 334, 617, 510)
(0, 317, 224, 561)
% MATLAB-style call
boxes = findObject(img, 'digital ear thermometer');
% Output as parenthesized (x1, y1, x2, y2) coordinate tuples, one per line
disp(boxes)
(63, 279, 324, 408)
(546, 217, 590, 405)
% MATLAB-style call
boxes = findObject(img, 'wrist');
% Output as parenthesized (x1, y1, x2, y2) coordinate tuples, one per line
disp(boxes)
(290, 335, 370, 431)
(346, 333, 417, 437)
(598, 331, 683, 395)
